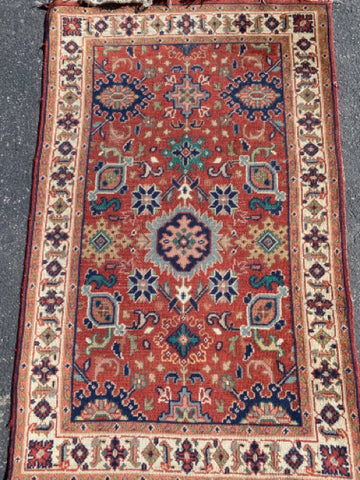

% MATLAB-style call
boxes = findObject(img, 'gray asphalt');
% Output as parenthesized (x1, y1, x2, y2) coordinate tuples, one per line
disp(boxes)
(0, 0, 359, 476)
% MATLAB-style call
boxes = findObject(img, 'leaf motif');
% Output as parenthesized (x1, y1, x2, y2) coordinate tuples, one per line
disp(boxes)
(128, 334, 138, 355)
(83, 358, 91, 372)
(277, 360, 286, 374)
(215, 399, 224, 412)
(135, 360, 143, 369)
(144, 398, 154, 411)
(223, 360, 232, 371)
(213, 328, 222, 336)
(229, 335, 239, 356)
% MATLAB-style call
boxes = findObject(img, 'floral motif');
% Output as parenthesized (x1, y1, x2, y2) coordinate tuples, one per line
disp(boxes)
(146, 207, 222, 279)
(298, 112, 321, 132)
(243, 441, 268, 474)
(320, 445, 350, 477)
(39, 290, 64, 314)
(57, 112, 79, 131)
(301, 167, 326, 188)
(293, 14, 314, 33)
(164, 73, 210, 119)
(32, 357, 58, 384)
(312, 360, 339, 388)
(119, 16, 139, 36)
(132, 184, 161, 215)
(233, 14, 252, 33)
(34, 399, 51, 420)
(71, 443, 88, 465)
(51, 166, 74, 187)
(306, 293, 333, 316)
(62, 17, 82, 36)
(177, 14, 195, 35)
(303, 226, 328, 250)
(320, 404, 340, 425)
(175, 439, 199, 474)
(127, 268, 158, 302)
(154, 317, 212, 366)
(209, 269, 238, 304)
(295, 61, 317, 79)
(59, 63, 82, 81)
(167, 323, 200, 358)
(209, 185, 238, 215)
(27, 440, 53, 469)
(285, 448, 304, 470)
(103, 437, 128, 470)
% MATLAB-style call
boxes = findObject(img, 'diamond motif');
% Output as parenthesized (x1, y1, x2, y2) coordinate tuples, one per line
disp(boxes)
(40, 327, 57, 346)
(257, 231, 280, 253)
(90, 231, 111, 252)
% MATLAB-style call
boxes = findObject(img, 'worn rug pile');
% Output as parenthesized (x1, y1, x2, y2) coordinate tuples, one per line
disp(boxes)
(7, 0, 360, 478)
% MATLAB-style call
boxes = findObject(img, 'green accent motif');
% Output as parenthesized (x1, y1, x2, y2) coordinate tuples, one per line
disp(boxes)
(85, 271, 117, 289)
(249, 271, 284, 291)
(167, 323, 200, 358)
(161, 134, 211, 174)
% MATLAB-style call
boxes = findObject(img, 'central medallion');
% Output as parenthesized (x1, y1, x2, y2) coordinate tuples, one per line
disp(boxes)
(146, 207, 222, 279)
(157, 212, 210, 273)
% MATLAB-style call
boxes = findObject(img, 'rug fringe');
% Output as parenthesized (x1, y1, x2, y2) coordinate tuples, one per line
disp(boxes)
(34, 0, 56, 7)
(82, 0, 153, 7)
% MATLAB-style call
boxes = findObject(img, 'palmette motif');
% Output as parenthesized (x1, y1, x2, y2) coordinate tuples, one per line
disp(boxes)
(8, 2, 360, 479)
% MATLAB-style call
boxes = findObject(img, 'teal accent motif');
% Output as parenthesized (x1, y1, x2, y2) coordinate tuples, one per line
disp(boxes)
(161, 134, 211, 174)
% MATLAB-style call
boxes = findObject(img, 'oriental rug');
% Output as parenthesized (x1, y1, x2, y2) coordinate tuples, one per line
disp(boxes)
(7, 1, 360, 479)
